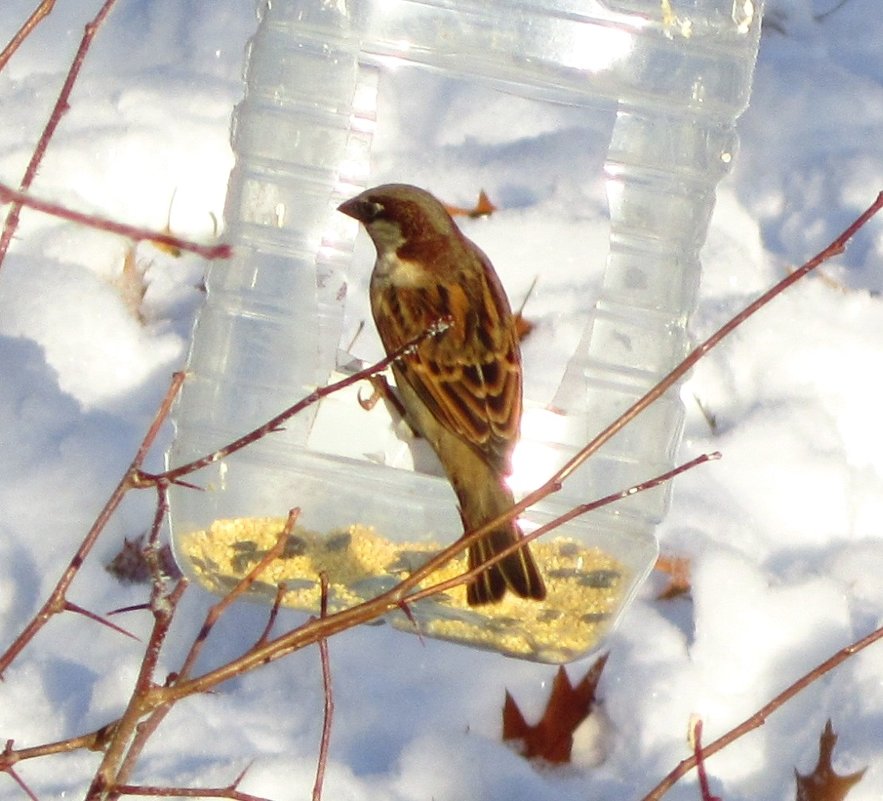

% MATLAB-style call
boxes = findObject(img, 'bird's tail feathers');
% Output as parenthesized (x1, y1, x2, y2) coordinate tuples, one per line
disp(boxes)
(459, 482, 546, 606)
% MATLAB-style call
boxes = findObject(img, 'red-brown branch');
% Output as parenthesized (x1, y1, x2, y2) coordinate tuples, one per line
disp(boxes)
(145, 317, 452, 486)
(0, 372, 185, 678)
(0, 182, 231, 260)
(145, 191, 883, 702)
(640, 623, 883, 800)
(0, 0, 57, 74)
(110, 783, 270, 801)
(313, 574, 334, 801)
(0, 0, 120, 269)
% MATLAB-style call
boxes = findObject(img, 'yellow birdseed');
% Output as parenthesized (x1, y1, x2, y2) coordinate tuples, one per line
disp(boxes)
(181, 516, 629, 663)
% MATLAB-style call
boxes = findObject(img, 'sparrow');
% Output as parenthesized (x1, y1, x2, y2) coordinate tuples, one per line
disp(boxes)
(338, 183, 546, 605)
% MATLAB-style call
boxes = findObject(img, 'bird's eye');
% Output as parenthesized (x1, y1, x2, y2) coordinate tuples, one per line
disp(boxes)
(364, 200, 385, 221)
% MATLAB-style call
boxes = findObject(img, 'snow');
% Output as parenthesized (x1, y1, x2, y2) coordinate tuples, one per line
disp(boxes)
(2, 0, 883, 799)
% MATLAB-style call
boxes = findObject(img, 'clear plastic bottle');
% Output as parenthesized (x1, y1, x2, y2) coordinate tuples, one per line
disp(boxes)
(168, 0, 762, 662)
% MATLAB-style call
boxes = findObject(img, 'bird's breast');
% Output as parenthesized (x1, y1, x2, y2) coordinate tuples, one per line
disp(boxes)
(374, 252, 431, 289)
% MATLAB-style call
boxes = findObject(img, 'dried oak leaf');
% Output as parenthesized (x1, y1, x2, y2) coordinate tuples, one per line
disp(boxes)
(513, 311, 536, 343)
(655, 553, 692, 600)
(795, 720, 866, 801)
(513, 276, 539, 344)
(112, 245, 149, 325)
(444, 189, 498, 219)
(503, 653, 608, 763)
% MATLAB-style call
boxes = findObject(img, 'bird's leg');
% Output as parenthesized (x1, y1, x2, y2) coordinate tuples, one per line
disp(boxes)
(357, 374, 389, 411)
(358, 375, 422, 438)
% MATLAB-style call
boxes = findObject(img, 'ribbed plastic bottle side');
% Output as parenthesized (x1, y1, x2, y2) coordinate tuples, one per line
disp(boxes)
(549, 8, 761, 528)
(168, 4, 370, 532)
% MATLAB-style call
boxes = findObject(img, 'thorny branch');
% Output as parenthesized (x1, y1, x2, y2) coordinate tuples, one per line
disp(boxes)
(86, 518, 299, 798)
(0, 0, 56, 73)
(0, 182, 232, 260)
(1, 19, 880, 787)
(364, 191, 883, 611)
(139, 316, 453, 487)
(111, 781, 270, 800)
(640, 624, 883, 801)
(88, 579, 189, 800)
(313, 574, 334, 801)
(2, 194, 880, 800)
(0, 371, 186, 678)
(0, 0, 120, 269)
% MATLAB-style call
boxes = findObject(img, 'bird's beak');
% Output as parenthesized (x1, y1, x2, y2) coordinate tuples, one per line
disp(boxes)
(339, 194, 385, 224)
(337, 196, 365, 222)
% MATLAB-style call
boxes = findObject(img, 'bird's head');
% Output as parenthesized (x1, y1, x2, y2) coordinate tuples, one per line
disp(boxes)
(338, 183, 460, 257)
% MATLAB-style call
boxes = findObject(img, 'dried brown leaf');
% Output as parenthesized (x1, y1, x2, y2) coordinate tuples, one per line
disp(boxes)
(655, 554, 691, 600)
(503, 653, 607, 763)
(112, 245, 148, 324)
(513, 276, 538, 344)
(444, 189, 498, 219)
(795, 720, 866, 801)
(513, 312, 535, 343)
(106, 534, 181, 584)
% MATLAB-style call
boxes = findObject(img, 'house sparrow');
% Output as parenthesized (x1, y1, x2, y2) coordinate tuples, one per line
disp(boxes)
(338, 184, 546, 605)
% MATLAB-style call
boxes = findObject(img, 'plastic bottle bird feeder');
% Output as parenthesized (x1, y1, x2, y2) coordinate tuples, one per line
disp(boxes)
(168, 0, 762, 663)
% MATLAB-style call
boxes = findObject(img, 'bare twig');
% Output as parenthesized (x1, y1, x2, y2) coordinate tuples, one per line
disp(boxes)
(112, 781, 270, 801)
(0, 182, 232, 260)
(640, 622, 883, 801)
(254, 584, 286, 649)
(176, 511, 299, 684)
(87, 577, 188, 800)
(95, 515, 299, 797)
(689, 718, 721, 801)
(0, 0, 120, 269)
(0, 371, 185, 677)
(313, 574, 333, 801)
(146, 317, 452, 486)
(149, 191, 883, 702)
(1, 728, 114, 770)
(144, 482, 173, 597)
(63, 601, 139, 642)
(0, 0, 56, 73)
(403, 452, 719, 605)
(3, 760, 39, 801)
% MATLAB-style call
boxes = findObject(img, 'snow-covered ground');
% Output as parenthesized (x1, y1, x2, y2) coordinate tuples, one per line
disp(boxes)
(1, 0, 882, 799)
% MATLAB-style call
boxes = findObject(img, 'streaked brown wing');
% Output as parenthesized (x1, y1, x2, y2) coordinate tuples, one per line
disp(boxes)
(374, 263, 521, 474)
